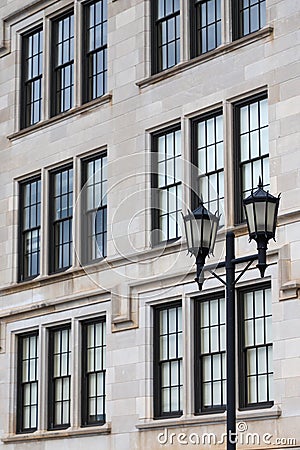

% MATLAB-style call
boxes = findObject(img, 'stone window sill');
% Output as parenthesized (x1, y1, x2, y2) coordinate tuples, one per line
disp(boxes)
(2, 424, 111, 443)
(136, 27, 273, 89)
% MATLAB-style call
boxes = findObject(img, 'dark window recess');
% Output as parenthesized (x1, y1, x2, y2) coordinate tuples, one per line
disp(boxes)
(152, 0, 180, 73)
(191, 0, 221, 57)
(17, 332, 39, 433)
(52, 13, 74, 116)
(50, 166, 73, 273)
(153, 303, 183, 418)
(82, 153, 107, 263)
(82, 319, 106, 426)
(234, 0, 266, 39)
(19, 178, 41, 281)
(21, 28, 43, 129)
(152, 127, 182, 244)
(48, 326, 71, 429)
(234, 94, 269, 222)
(239, 285, 273, 408)
(192, 110, 224, 225)
(83, 0, 107, 102)
(195, 295, 226, 413)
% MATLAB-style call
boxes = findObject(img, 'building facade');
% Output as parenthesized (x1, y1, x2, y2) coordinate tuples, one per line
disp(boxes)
(0, 0, 299, 449)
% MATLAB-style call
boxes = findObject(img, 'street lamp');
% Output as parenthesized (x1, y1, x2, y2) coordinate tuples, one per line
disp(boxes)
(183, 181, 280, 450)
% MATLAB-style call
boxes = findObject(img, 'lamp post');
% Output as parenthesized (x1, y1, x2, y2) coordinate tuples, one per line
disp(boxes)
(183, 181, 280, 450)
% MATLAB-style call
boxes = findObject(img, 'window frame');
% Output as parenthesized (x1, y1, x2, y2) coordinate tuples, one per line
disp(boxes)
(238, 283, 274, 410)
(153, 301, 183, 419)
(81, 317, 106, 427)
(190, 0, 222, 58)
(16, 331, 39, 434)
(232, 0, 266, 40)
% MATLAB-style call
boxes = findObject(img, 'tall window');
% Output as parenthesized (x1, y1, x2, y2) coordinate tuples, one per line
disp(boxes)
(239, 285, 273, 408)
(19, 178, 41, 281)
(192, 110, 224, 225)
(52, 13, 74, 116)
(153, 303, 183, 418)
(82, 319, 106, 426)
(152, 0, 180, 73)
(152, 127, 182, 244)
(48, 326, 71, 429)
(17, 332, 38, 433)
(83, 0, 107, 102)
(191, 0, 221, 57)
(195, 295, 226, 413)
(50, 166, 73, 273)
(235, 94, 269, 222)
(234, 0, 266, 39)
(21, 28, 43, 129)
(82, 154, 107, 263)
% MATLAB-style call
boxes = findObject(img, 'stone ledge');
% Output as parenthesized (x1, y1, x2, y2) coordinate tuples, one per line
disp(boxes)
(280, 281, 300, 301)
(1, 424, 111, 443)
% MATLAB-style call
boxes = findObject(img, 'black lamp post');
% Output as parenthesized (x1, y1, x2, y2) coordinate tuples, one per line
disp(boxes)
(183, 182, 280, 450)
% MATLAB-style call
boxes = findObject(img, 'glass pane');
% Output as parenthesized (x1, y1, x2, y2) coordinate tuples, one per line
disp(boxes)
(203, 383, 212, 406)
(210, 327, 219, 352)
(23, 384, 31, 405)
(55, 378, 62, 401)
(63, 377, 70, 400)
(213, 354, 221, 379)
(247, 348, 256, 375)
(169, 333, 176, 359)
(255, 318, 264, 345)
(258, 374, 268, 402)
(89, 373, 96, 396)
(201, 301, 209, 327)
(88, 348, 95, 371)
(244, 320, 254, 346)
(170, 361, 179, 386)
(240, 106, 249, 133)
(160, 309, 168, 334)
(248, 376, 257, 403)
(162, 388, 170, 412)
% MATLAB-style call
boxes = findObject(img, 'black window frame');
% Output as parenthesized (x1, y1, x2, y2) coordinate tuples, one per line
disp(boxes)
(238, 283, 274, 410)
(153, 301, 183, 419)
(81, 317, 106, 427)
(48, 324, 71, 430)
(233, 0, 266, 40)
(82, 0, 108, 103)
(16, 331, 39, 434)
(151, 0, 180, 74)
(234, 92, 269, 224)
(51, 10, 75, 117)
(191, 0, 222, 58)
(21, 27, 43, 129)
(194, 293, 226, 414)
(49, 164, 73, 274)
(18, 176, 41, 282)
(151, 124, 182, 246)
(81, 152, 107, 264)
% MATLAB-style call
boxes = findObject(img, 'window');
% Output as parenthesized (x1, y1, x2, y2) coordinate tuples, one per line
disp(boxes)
(19, 177, 41, 281)
(195, 295, 226, 413)
(191, 0, 221, 57)
(82, 154, 107, 263)
(152, 0, 180, 73)
(48, 326, 71, 429)
(153, 303, 183, 418)
(239, 285, 273, 408)
(234, 94, 269, 222)
(49, 166, 73, 273)
(152, 126, 182, 244)
(233, 0, 266, 39)
(82, 319, 106, 426)
(52, 12, 74, 116)
(17, 332, 38, 433)
(21, 28, 43, 129)
(83, 0, 107, 103)
(192, 110, 224, 225)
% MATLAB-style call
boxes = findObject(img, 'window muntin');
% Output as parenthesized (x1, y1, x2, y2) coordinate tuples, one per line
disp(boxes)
(48, 326, 71, 429)
(52, 13, 74, 116)
(239, 286, 273, 407)
(82, 154, 107, 263)
(192, 0, 221, 56)
(84, 0, 107, 102)
(193, 111, 224, 225)
(235, 95, 269, 222)
(152, 127, 182, 244)
(235, 0, 266, 39)
(22, 28, 43, 129)
(154, 303, 183, 418)
(50, 166, 73, 273)
(19, 178, 41, 281)
(195, 295, 226, 413)
(17, 332, 38, 433)
(152, 0, 180, 73)
(82, 319, 106, 426)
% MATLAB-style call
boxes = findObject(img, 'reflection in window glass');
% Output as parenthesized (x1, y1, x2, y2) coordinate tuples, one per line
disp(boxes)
(193, 0, 221, 56)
